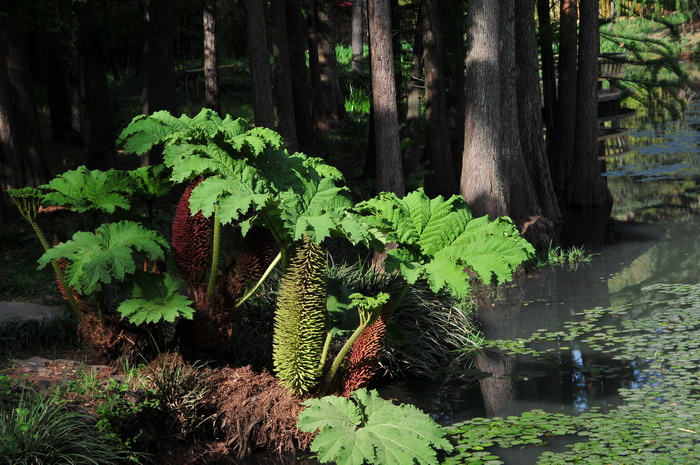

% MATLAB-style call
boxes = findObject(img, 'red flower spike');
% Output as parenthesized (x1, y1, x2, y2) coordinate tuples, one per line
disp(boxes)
(172, 178, 212, 285)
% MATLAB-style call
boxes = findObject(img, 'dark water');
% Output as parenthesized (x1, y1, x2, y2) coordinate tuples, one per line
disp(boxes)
(240, 100, 700, 464)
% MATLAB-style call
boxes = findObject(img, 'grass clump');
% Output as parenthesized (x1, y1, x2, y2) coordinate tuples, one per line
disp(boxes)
(0, 387, 139, 464)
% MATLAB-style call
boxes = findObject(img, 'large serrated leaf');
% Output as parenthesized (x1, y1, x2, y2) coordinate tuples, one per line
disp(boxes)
(298, 388, 452, 465)
(356, 189, 534, 299)
(118, 273, 194, 325)
(42, 166, 132, 213)
(38, 221, 168, 295)
(117, 111, 192, 155)
(187, 175, 270, 223)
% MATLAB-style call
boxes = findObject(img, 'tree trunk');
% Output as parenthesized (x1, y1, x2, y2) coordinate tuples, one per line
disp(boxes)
(0, 37, 23, 216)
(271, 0, 298, 150)
(391, 0, 404, 124)
(4, 33, 51, 186)
(460, 0, 539, 221)
(141, 0, 177, 165)
(244, 0, 275, 128)
(286, 0, 313, 146)
(314, 0, 347, 132)
(39, 32, 80, 146)
(351, 0, 366, 74)
(566, 0, 612, 208)
(78, 2, 116, 170)
(550, 0, 578, 197)
(537, 0, 557, 151)
(402, 5, 423, 179)
(203, 0, 221, 115)
(440, 0, 466, 176)
(514, 0, 562, 235)
(369, 0, 404, 196)
(421, 0, 457, 197)
(302, 0, 323, 132)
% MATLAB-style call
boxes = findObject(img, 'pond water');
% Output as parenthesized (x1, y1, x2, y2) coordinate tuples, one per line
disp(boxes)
(243, 100, 700, 464)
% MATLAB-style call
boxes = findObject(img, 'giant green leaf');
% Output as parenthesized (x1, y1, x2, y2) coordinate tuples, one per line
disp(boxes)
(297, 388, 453, 465)
(37, 221, 169, 295)
(118, 272, 194, 325)
(42, 166, 133, 213)
(356, 189, 534, 299)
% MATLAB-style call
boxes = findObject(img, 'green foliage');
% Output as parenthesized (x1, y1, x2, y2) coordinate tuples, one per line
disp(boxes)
(118, 109, 381, 248)
(297, 388, 452, 465)
(0, 388, 137, 464)
(118, 272, 195, 325)
(128, 164, 172, 203)
(355, 189, 534, 299)
(273, 236, 327, 397)
(7, 187, 43, 221)
(42, 165, 133, 214)
(37, 221, 169, 295)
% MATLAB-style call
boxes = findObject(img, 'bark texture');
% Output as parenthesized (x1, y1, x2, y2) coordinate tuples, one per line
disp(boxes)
(422, 0, 458, 197)
(203, 0, 221, 115)
(313, 0, 346, 132)
(550, 0, 578, 196)
(141, 0, 177, 116)
(514, 0, 562, 229)
(567, 0, 612, 208)
(286, 0, 313, 145)
(78, 2, 116, 170)
(460, 0, 539, 220)
(271, 0, 298, 150)
(537, 0, 557, 149)
(351, 0, 366, 73)
(369, 0, 404, 196)
(244, 0, 275, 128)
(141, 0, 177, 165)
(2, 33, 50, 186)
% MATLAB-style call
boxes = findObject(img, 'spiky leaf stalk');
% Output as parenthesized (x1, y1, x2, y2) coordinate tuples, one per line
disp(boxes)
(273, 235, 327, 397)
(207, 206, 221, 298)
(8, 188, 83, 321)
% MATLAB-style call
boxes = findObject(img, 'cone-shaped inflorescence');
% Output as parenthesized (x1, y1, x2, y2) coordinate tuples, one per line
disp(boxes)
(226, 226, 278, 301)
(273, 235, 327, 397)
(172, 178, 212, 286)
(341, 306, 391, 397)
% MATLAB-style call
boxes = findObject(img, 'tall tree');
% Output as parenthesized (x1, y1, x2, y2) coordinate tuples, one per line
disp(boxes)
(244, 0, 275, 128)
(0, 36, 28, 217)
(2, 33, 51, 186)
(39, 32, 81, 146)
(286, 0, 313, 145)
(78, 1, 116, 170)
(402, 5, 423, 178)
(537, 0, 557, 149)
(460, 0, 540, 223)
(203, 0, 221, 115)
(550, 0, 578, 196)
(351, 0, 366, 73)
(141, 0, 176, 165)
(368, 0, 404, 196)
(566, 0, 612, 208)
(312, 0, 347, 132)
(271, 0, 298, 149)
(421, 0, 458, 197)
(515, 0, 562, 229)
(439, 0, 466, 173)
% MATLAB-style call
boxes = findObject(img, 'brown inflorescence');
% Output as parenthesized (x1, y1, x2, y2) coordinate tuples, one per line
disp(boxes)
(340, 305, 391, 397)
(172, 178, 212, 286)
